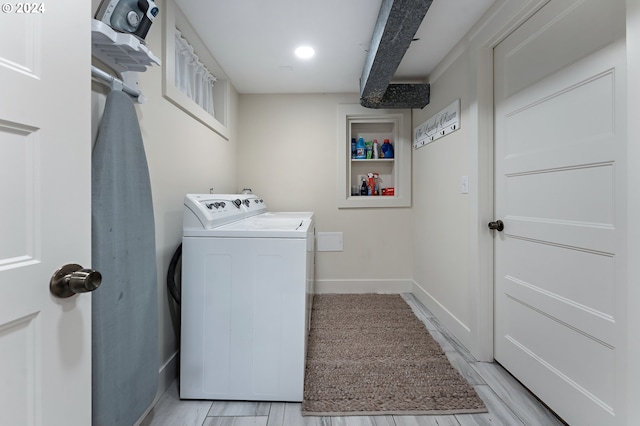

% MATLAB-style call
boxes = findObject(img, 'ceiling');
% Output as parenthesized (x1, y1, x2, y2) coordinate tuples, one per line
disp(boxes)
(174, 0, 496, 94)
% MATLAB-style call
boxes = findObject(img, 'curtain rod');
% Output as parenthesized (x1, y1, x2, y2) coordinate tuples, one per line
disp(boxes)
(91, 65, 144, 102)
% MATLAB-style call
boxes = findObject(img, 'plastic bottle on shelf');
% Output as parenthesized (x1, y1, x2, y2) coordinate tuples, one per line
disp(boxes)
(373, 173, 380, 195)
(380, 139, 394, 159)
(355, 137, 366, 159)
(373, 139, 379, 159)
(365, 140, 373, 159)
(351, 138, 356, 159)
(360, 178, 368, 195)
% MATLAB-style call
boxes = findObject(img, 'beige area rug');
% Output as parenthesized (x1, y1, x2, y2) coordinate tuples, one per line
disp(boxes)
(301, 294, 487, 416)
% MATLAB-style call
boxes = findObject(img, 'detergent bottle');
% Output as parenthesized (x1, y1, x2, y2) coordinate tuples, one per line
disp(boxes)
(380, 139, 394, 159)
(355, 137, 366, 159)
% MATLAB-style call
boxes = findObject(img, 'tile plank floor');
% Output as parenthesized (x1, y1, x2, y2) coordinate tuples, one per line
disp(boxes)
(141, 294, 565, 426)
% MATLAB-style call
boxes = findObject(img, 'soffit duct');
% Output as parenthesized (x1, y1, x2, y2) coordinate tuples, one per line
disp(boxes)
(360, 0, 433, 109)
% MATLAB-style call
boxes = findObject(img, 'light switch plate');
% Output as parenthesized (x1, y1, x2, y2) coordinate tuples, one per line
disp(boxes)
(460, 175, 469, 194)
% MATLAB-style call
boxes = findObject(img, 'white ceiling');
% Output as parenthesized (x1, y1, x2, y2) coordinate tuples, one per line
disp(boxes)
(174, 0, 496, 94)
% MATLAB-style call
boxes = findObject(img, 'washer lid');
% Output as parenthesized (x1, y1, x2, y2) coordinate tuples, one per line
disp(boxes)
(194, 212, 314, 238)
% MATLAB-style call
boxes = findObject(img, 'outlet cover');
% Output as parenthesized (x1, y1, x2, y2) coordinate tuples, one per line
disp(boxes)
(317, 232, 343, 252)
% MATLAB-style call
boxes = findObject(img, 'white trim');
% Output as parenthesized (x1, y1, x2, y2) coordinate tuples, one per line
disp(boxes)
(133, 351, 179, 426)
(157, 351, 179, 402)
(315, 279, 413, 294)
(626, 1, 640, 423)
(411, 280, 473, 351)
(467, 42, 495, 362)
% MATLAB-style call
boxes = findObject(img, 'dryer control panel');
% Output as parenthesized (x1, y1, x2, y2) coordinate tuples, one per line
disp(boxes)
(183, 193, 267, 230)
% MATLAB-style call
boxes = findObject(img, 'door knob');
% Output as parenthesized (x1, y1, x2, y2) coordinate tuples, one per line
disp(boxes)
(50, 264, 102, 298)
(488, 220, 504, 232)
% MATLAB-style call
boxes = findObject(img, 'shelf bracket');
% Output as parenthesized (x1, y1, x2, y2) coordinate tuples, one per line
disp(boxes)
(91, 19, 160, 104)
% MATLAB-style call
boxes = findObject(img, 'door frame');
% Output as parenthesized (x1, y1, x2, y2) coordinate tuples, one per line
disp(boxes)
(462, 0, 549, 362)
(626, 2, 640, 424)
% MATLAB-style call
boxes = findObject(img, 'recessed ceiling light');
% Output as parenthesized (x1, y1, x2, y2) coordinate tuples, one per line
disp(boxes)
(294, 46, 315, 59)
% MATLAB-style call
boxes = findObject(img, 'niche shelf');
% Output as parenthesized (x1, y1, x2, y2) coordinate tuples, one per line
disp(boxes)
(337, 104, 412, 208)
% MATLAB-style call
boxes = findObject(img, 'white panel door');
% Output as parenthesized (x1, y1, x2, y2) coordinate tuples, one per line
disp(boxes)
(493, 0, 626, 424)
(0, 3, 92, 426)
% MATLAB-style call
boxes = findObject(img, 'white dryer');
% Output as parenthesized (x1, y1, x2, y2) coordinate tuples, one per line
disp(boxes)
(180, 193, 315, 402)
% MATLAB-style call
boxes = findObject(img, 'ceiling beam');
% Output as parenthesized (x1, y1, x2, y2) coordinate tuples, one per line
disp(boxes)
(360, 83, 431, 109)
(360, 0, 433, 109)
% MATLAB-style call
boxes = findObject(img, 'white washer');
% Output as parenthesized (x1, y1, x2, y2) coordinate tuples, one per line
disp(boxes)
(180, 194, 315, 402)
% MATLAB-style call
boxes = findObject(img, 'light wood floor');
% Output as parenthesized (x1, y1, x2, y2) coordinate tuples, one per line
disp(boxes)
(141, 294, 565, 426)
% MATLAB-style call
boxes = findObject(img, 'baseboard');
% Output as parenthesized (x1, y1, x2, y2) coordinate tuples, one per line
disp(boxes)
(411, 280, 473, 350)
(157, 350, 179, 398)
(134, 350, 179, 426)
(315, 279, 413, 294)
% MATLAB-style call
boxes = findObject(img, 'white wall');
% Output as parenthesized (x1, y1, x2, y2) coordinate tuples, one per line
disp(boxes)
(91, 0, 239, 413)
(237, 94, 413, 292)
(411, 50, 473, 349)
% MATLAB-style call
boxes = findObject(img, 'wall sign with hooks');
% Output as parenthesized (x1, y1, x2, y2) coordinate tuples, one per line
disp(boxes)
(413, 99, 460, 149)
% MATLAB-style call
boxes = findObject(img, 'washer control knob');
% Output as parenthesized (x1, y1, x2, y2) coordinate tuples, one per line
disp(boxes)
(232, 199, 242, 209)
(243, 199, 251, 207)
(206, 201, 226, 210)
